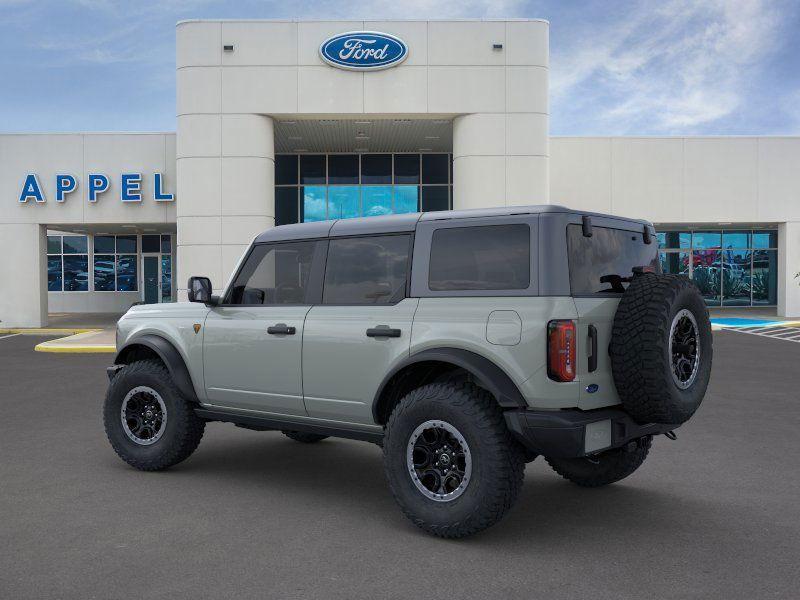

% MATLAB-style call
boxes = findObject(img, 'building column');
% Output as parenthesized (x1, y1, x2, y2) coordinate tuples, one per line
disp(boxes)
(0, 224, 47, 327)
(177, 114, 275, 299)
(778, 221, 800, 317)
(452, 113, 549, 210)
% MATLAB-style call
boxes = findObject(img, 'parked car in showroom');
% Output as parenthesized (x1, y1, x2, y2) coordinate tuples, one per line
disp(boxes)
(103, 205, 712, 538)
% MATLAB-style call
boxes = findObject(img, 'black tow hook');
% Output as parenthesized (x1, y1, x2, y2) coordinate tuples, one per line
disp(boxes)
(664, 431, 677, 441)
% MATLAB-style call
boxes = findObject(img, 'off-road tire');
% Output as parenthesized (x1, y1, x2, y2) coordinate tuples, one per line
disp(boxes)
(103, 359, 205, 471)
(610, 273, 712, 425)
(282, 430, 329, 443)
(383, 380, 525, 538)
(546, 436, 652, 487)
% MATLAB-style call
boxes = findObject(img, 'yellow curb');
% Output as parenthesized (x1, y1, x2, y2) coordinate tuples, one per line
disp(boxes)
(0, 328, 101, 335)
(34, 343, 116, 354)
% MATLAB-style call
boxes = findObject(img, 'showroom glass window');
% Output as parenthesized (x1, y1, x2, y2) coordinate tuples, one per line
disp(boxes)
(47, 235, 88, 292)
(657, 229, 778, 306)
(274, 153, 453, 225)
(94, 235, 138, 292)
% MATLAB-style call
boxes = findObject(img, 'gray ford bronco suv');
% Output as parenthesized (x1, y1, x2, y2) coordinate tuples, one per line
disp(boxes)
(104, 205, 712, 538)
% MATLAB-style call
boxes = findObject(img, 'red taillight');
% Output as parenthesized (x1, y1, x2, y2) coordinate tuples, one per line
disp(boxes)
(547, 320, 576, 382)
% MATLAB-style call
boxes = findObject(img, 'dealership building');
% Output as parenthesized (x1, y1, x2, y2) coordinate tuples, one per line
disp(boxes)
(1, 18, 799, 327)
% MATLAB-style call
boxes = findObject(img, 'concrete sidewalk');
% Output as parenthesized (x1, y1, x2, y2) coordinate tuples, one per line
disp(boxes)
(0, 312, 120, 353)
(33, 329, 116, 353)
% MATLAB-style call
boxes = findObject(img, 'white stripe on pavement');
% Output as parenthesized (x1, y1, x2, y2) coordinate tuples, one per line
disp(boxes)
(0, 333, 21, 341)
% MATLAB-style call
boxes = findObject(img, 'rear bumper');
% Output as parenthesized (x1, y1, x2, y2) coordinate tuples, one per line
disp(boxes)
(504, 407, 677, 458)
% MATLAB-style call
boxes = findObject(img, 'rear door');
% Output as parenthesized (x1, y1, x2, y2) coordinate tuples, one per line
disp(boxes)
(203, 240, 323, 416)
(302, 234, 417, 425)
(566, 220, 660, 409)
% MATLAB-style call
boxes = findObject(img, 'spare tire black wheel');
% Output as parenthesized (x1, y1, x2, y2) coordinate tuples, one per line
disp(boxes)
(610, 273, 712, 425)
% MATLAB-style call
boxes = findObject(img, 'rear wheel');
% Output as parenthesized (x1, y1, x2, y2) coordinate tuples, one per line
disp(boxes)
(103, 360, 205, 471)
(545, 436, 652, 487)
(383, 380, 525, 538)
(282, 430, 329, 443)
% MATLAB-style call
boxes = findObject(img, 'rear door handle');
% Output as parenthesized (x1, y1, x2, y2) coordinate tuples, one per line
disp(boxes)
(366, 326, 401, 338)
(267, 323, 296, 335)
(588, 324, 598, 372)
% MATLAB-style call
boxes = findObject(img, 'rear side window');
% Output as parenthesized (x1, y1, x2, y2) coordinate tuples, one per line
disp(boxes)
(428, 224, 530, 291)
(227, 241, 316, 305)
(323, 235, 410, 304)
(567, 224, 659, 294)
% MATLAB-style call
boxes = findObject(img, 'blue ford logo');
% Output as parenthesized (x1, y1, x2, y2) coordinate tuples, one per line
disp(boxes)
(319, 31, 408, 71)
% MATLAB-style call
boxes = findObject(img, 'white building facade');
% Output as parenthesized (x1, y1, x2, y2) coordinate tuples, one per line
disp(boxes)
(1, 19, 799, 327)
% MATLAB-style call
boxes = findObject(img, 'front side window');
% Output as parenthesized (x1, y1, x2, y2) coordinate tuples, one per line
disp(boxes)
(228, 241, 316, 305)
(567, 225, 659, 295)
(323, 235, 410, 305)
(429, 225, 530, 291)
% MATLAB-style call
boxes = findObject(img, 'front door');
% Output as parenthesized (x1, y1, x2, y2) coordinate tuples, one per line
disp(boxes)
(202, 240, 321, 416)
(302, 234, 415, 425)
(143, 256, 159, 304)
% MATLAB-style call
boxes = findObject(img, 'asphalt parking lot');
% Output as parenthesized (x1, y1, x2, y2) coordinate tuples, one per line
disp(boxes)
(1, 331, 799, 599)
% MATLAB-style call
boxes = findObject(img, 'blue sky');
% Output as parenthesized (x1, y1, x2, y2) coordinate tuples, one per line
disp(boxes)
(1, 0, 798, 135)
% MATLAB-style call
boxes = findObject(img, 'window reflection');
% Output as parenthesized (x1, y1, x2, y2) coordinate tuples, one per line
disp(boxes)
(721, 249, 751, 306)
(63, 255, 89, 291)
(394, 186, 419, 214)
(116, 256, 137, 291)
(94, 255, 116, 291)
(328, 186, 360, 219)
(659, 251, 690, 275)
(362, 186, 393, 216)
(276, 153, 453, 223)
(657, 229, 777, 307)
(47, 256, 62, 291)
(753, 250, 777, 305)
(302, 186, 327, 222)
(161, 255, 172, 301)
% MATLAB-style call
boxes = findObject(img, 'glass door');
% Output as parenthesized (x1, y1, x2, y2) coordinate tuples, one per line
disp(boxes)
(140, 234, 174, 304)
(142, 255, 160, 304)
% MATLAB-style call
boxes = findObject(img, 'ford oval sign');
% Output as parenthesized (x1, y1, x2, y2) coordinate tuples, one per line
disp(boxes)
(319, 31, 408, 71)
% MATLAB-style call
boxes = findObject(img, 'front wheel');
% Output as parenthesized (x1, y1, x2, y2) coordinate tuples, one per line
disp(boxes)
(383, 380, 525, 538)
(545, 436, 652, 488)
(103, 359, 205, 471)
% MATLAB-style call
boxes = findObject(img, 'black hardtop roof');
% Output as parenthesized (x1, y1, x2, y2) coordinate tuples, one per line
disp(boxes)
(253, 204, 652, 244)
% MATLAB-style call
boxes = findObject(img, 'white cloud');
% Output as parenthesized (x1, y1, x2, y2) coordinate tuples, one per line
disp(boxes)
(551, 0, 791, 133)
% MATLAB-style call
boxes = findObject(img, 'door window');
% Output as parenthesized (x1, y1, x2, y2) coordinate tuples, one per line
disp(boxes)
(227, 241, 317, 305)
(323, 235, 410, 305)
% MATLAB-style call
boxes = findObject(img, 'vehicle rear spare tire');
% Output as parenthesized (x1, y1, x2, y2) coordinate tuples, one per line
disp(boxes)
(610, 273, 712, 425)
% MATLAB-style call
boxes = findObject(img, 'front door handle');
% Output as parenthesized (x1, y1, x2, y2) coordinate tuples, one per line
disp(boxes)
(366, 326, 401, 338)
(267, 323, 296, 335)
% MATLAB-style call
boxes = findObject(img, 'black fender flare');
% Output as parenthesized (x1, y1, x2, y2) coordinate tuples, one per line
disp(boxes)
(114, 334, 199, 402)
(372, 347, 527, 422)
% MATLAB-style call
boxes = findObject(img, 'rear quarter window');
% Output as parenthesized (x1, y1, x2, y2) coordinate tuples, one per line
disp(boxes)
(567, 224, 659, 295)
(428, 224, 530, 291)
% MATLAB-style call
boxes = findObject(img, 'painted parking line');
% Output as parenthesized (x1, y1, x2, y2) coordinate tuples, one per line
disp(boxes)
(0, 333, 21, 341)
(721, 325, 800, 343)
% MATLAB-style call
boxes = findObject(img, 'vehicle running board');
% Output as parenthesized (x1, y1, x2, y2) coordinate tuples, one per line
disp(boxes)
(194, 407, 384, 444)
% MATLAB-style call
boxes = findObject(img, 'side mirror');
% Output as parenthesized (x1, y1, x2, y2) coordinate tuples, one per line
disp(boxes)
(187, 276, 215, 304)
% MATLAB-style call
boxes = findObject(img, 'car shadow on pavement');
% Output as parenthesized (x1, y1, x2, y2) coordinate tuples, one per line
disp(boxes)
(125, 425, 791, 556)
